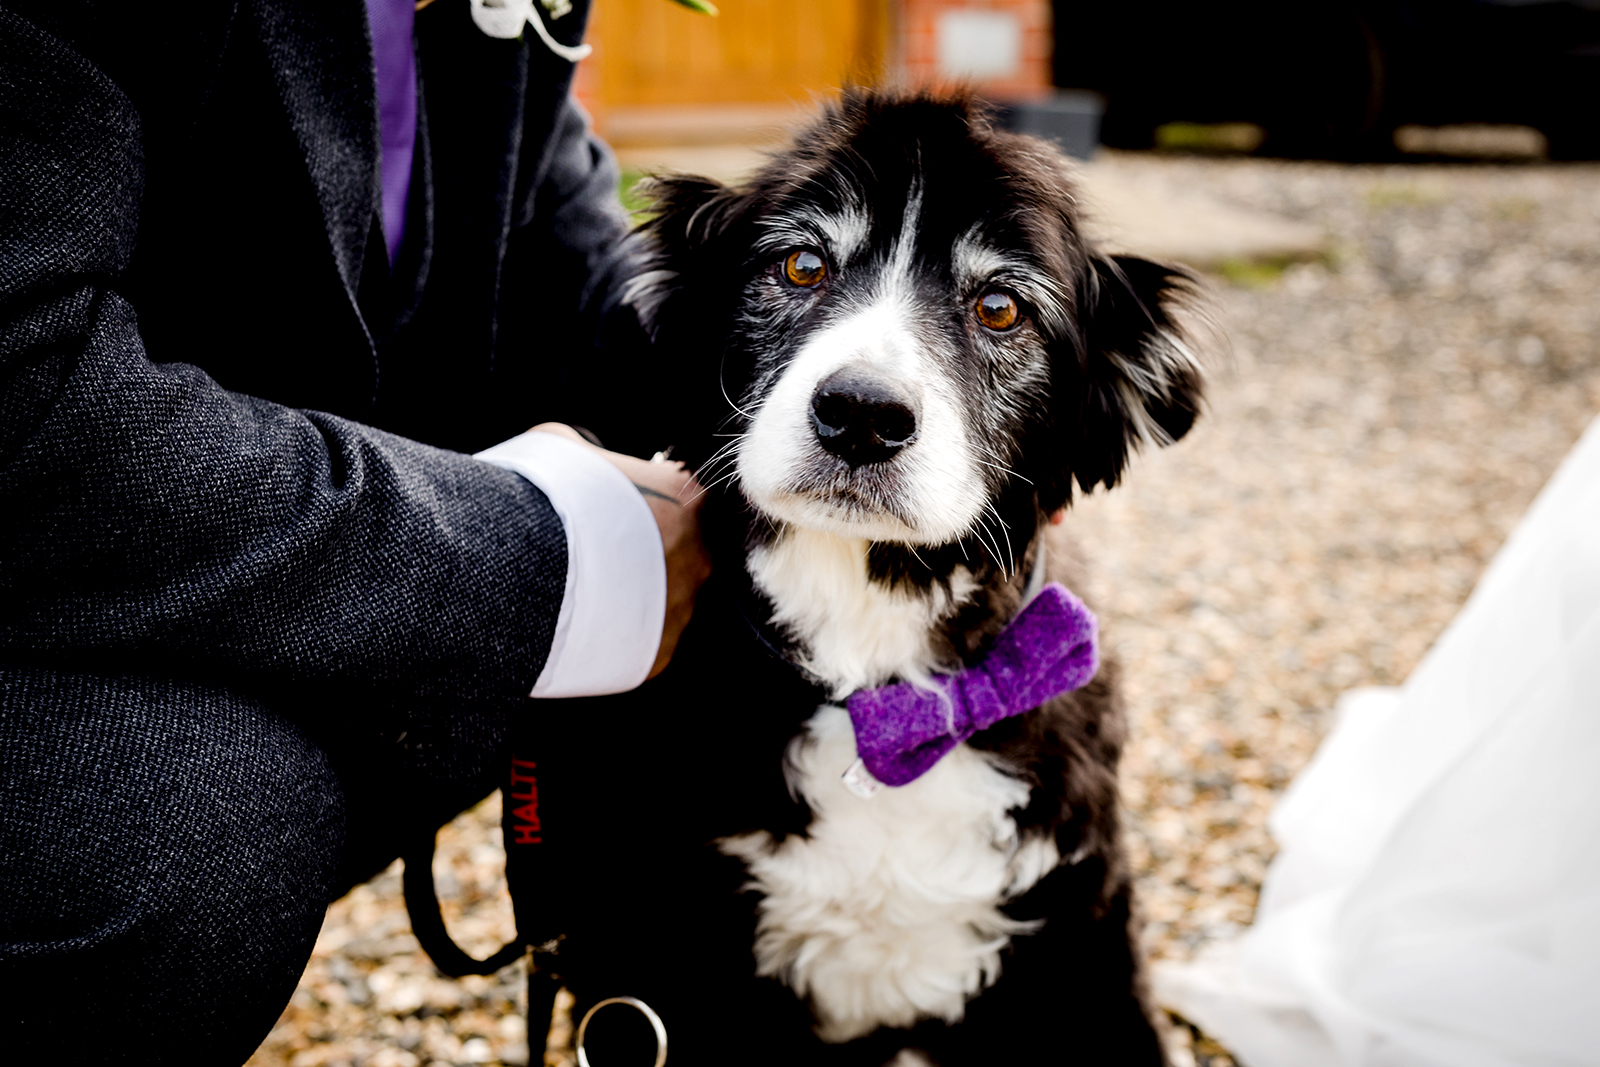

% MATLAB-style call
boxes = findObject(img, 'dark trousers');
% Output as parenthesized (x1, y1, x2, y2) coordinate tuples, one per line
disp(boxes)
(0, 663, 507, 1065)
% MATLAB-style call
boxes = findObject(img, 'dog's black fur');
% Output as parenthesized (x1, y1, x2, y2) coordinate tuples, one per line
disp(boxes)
(542, 91, 1204, 1066)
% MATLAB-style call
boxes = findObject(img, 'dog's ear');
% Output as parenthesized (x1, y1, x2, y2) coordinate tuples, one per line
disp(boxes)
(624, 175, 750, 338)
(620, 174, 760, 469)
(1058, 254, 1205, 497)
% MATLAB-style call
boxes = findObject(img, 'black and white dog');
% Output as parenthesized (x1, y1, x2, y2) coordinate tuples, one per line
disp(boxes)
(545, 90, 1204, 1067)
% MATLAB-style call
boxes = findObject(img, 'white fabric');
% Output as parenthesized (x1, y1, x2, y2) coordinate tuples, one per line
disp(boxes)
(467, 0, 593, 61)
(1155, 414, 1600, 1067)
(467, 0, 532, 39)
(476, 430, 665, 698)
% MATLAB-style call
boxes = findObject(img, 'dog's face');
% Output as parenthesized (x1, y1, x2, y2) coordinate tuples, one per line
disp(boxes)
(632, 92, 1203, 561)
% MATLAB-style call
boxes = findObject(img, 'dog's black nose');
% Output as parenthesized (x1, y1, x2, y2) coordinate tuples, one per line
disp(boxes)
(810, 370, 919, 467)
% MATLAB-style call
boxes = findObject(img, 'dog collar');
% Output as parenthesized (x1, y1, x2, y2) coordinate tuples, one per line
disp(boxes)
(843, 581, 1098, 792)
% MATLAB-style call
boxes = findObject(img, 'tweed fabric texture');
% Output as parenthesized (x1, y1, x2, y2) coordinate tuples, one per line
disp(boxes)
(0, 665, 345, 1064)
(0, 0, 648, 1056)
(0, 2, 590, 702)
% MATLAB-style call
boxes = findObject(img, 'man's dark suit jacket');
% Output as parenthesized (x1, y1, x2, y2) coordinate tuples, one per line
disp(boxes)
(0, 0, 654, 745)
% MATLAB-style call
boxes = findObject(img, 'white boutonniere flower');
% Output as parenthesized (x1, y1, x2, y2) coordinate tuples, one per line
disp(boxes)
(466, 0, 718, 54)
(469, 0, 593, 60)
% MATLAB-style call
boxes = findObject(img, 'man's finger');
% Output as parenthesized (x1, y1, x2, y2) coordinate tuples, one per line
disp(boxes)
(528, 421, 585, 443)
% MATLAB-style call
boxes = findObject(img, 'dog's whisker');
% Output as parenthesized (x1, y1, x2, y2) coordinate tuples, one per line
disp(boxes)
(989, 511, 1018, 579)
(681, 438, 746, 505)
(681, 459, 747, 506)
(700, 444, 740, 472)
(718, 355, 760, 422)
(705, 460, 744, 486)
(967, 516, 1004, 576)
(697, 436, 745, 473)
(686, 466, 739, 505)
(679, 480, 717, 508)
(681, 464, 740, 505)
(979, 502, 1017, 575)
(972, 456, 1032, 486)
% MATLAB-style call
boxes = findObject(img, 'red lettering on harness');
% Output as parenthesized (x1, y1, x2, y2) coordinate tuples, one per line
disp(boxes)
(508, 757, 543, 846)
(512, 800, 541, 830)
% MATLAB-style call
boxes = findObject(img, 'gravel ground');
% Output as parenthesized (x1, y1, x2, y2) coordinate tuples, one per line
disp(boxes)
(246, 152, 1600, 1067)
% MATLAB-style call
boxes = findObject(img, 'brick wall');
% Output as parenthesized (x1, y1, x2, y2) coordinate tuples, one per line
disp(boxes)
(898, 0, 1052, 101)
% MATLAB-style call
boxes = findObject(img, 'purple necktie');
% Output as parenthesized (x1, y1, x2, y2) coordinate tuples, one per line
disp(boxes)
(366, 0, 417, 266)
(846, 583, 1099, 787)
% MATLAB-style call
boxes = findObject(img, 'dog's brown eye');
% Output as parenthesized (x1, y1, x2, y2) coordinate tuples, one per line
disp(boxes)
(784, 250, 827, 288)
(976, 290, 1020, 331)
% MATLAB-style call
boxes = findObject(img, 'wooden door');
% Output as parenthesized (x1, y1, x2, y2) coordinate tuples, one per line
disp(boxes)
(587, 0, 889, 109)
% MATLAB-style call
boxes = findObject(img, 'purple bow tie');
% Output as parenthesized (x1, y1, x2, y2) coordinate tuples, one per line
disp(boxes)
(846, 583, 1098, 788)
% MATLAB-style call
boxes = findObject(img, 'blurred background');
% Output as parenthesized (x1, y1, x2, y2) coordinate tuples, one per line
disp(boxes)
(247, 3, 1600, 1065)
(573, 0, 1600, 166)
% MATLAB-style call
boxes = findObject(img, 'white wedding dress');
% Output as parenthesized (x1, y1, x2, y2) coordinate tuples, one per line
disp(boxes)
(1155, 415, 1600, 1067)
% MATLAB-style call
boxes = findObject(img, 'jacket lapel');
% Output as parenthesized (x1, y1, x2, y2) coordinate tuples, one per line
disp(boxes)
(253, 0, 380, 316)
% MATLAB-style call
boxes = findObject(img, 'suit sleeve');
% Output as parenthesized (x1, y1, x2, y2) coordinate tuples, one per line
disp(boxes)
(495, 93, 679, 458)
(0, 11, 566, 710)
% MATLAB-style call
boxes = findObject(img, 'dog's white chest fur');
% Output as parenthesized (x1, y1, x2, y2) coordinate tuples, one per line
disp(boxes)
(745, 527, 974, 697)
(721, 529, 1059, 1042)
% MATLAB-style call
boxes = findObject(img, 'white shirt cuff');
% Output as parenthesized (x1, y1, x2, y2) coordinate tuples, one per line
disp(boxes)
(476, 431, 666, 698)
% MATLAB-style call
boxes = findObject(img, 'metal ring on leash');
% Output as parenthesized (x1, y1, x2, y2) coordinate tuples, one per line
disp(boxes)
(575, 996, 668, 1067)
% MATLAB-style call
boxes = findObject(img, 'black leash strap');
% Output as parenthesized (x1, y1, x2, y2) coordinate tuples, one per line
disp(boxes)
(401, 834, 527, 976)
(403, 727, 577, 1052)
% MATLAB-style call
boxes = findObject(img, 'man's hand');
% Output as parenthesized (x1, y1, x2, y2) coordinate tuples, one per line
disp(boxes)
(531, 424, 712, 679)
